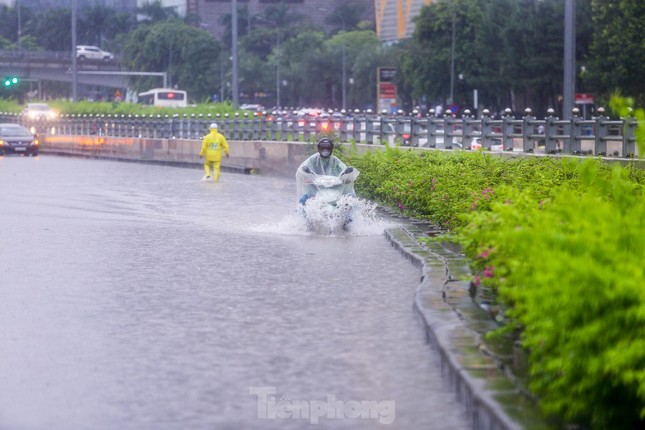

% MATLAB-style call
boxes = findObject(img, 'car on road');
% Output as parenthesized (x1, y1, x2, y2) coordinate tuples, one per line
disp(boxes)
(76, 45, 114, 61)
(22, 103, 57, 120)
(0, 123, 39, 156)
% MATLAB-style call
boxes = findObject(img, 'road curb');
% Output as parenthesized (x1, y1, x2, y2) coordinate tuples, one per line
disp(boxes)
(384, 224, 550, 430)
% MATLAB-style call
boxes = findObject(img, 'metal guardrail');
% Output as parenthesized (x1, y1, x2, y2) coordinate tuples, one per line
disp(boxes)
(3, 107, 640, 158)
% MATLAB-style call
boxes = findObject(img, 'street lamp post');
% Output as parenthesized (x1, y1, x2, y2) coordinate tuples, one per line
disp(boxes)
(231, 0, 239, 108)
(16, 0, 21, 52)
(449, 8, 456, 105)
(340, 22, 346, 111)
(71, 0, 77, 101)
(563, 0, 575, 119)
(275, 30, 281, 108)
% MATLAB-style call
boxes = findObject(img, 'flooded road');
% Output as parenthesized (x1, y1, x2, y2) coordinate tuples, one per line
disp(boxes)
(0, 156, 470, 429)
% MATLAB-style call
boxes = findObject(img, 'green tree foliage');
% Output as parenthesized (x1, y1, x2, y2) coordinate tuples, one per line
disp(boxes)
(29, 8, 71, 51)
(78, 4, 135, 48)
(122, 20, 221, 102)
(0, 4, 34, 47)
(586, 0, 645, 106)
(137, 0, 180, 24)
(402, 0, 593, 115)
(324, 30, 384, 109)
(279, 30, 329, 108)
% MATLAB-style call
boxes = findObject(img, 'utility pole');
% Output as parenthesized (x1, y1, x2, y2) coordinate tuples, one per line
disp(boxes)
(449, 8, 456, 105)
(563, 0, 575, 119)
(71, 0, 77, 101)
(231, 0, 239, 108)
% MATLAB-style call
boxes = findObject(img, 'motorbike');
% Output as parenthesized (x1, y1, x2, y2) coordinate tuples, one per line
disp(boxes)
(298, 166, 359, 234)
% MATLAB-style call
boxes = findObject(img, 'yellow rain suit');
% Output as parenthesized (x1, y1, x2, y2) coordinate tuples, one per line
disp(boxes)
(199, 126, 230, 181)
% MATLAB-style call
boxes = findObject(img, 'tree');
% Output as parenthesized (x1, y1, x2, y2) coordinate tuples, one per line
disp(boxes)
(137, 0, 179, 24)
(79, 5, 135, 48)
(279, 30, 329, 108)
(586, 0, 645, 106)
(30, 8, 71, 51)
(122, 20, 221, 102)
(325, 30, 384, 110)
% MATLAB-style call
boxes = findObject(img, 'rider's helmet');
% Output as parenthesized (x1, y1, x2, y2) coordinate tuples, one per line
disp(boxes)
(209, 122, 218, 130)
(317, 138, 333, 158)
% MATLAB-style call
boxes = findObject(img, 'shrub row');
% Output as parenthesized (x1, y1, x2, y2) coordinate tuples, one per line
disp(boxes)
(345, 146, 645, 429)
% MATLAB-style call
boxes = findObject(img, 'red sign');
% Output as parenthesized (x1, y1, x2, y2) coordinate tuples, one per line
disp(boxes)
(575, 93, 594, 105)
(379, 82, 396, 99)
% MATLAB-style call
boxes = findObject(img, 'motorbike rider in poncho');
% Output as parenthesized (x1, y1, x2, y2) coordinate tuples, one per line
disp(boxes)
(295, 138, 360, 205)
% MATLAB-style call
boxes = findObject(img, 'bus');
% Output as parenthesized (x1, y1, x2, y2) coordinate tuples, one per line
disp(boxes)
(137, 88, 187, 108)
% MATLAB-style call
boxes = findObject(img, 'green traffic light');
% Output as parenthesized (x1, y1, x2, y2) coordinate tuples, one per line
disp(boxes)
(11, 77, 18, 84)
(4, 79, 10, 86)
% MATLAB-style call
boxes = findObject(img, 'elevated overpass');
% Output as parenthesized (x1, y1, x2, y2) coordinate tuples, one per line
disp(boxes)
(0, 50, 166, 90)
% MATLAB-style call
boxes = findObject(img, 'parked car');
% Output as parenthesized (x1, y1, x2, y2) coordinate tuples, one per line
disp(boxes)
(76, 45, 114, 61)
(0, 123, 39, 156)
(470, 137, 504, 151)
(22, 103, 57, 120)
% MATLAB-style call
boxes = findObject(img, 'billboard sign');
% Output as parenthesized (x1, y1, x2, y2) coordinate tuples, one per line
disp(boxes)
(377, 67, 397, 112)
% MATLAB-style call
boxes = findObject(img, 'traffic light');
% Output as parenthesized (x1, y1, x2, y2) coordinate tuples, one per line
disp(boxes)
(3, 76, 19, 87)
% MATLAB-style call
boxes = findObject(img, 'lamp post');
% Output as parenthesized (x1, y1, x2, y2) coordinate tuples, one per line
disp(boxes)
(231, 0, 239, 108)
(276, 31, 281, 108)
(340, 20, 346, 111)
(16, 0, 21, 52)
(71, 0, 77, 101)
(563, 0, 575, 119)
(449, 7, 456, 105)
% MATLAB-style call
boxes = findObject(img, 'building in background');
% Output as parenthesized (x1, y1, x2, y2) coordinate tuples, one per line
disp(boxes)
(375, 0, 432, 43)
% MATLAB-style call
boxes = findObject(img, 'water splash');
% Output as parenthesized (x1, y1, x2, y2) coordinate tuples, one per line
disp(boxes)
(252, 196, 397, 237)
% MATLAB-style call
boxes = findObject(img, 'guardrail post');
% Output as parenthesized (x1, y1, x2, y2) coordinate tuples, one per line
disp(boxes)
(544, 108, 559, 154)
(242, 113, 250, 140)
(426, 109, 439, 148)
(445, 113, 459, 149)
(394, 111, 406, 146)
(522, 108, 535, 152)
(232, 113, 240, 140)
(105, 114, 111, 137)
(570, 108, 582, 154)
(594, 107, 608, 156)
(623, 110, 637, 158)
(502, 108, 514, 151)
(411, 115, 426, 147)
(364, 110, 376, 144)
(183, 113, 190, 139)
(462, 109, 476, 150)
(480, 109, 492, 149)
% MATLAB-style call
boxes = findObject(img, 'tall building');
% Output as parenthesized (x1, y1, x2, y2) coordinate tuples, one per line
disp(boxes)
(375, 0, 433, 43)
(191, 0, 374, 41)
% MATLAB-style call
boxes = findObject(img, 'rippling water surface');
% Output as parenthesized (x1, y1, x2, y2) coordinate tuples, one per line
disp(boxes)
(0, 156, 470, 429)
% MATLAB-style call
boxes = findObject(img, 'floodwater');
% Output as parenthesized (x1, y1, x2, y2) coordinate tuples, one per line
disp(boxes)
(0, 156, 471, 429)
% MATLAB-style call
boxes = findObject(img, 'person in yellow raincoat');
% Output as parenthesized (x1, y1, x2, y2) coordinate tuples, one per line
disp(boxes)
(199, 123, 230, 181)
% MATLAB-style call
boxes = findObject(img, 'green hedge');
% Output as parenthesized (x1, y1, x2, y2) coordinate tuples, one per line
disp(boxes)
(346, 146, 645, 429)
(0, 99, 240, 117)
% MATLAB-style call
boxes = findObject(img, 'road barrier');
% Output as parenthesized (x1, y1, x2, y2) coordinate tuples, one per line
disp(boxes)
(1, 106, 640, 158)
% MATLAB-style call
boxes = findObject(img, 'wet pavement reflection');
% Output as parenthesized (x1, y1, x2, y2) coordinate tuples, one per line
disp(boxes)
(0, 156, 471, 429)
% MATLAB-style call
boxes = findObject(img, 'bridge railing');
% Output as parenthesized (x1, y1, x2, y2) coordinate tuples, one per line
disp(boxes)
(1, 107, 640, 158)
(0, 49, 72, 61)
